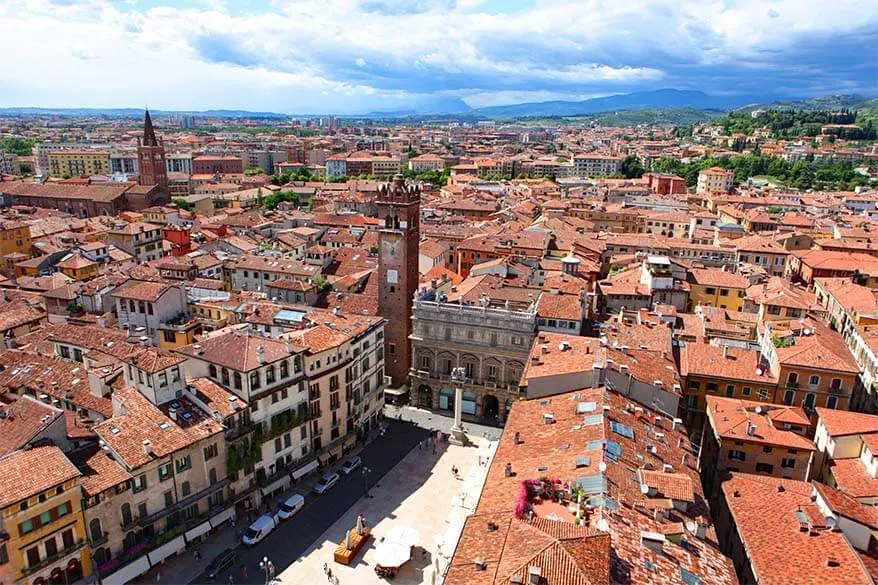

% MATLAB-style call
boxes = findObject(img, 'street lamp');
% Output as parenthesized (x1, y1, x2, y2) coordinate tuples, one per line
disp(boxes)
(362, 465, 372, 498)
(259, 556, 275, 585)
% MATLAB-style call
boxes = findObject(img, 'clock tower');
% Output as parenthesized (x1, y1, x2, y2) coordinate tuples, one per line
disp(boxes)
(377, 174, 420, 389)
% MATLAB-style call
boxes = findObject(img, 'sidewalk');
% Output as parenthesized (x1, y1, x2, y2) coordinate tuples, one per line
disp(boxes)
(275, 433, 496, 585)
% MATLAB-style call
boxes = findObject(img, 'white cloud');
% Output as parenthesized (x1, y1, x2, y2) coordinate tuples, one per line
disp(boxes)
(0, 0, 874, 112)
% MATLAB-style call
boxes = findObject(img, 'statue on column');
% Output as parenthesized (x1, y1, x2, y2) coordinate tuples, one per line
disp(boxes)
(449, 367, 469, 446)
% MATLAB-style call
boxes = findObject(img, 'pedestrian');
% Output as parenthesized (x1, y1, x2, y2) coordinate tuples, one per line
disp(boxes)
(241, 565, 249, 579)
(327, 566, 333, 581)
(228, 574, 234, 585)
(418, 440, 422, 450)
(155, 571, 161, 583)
(323, 562, 328, 576)
(194, 550, 201, 562)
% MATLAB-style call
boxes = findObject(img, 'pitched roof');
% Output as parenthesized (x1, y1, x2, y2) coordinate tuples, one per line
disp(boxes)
(0, 445, 81, 508)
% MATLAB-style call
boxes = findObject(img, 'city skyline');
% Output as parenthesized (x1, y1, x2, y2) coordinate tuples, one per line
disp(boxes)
(1, 0, 876, 114)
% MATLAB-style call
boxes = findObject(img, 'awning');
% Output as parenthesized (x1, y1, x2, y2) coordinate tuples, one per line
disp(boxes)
(261, 475, 290, 496)
(210, 507, 235, 529)
(147, 535, 185, 566)
(292, 459, 319, 480)
(185, 519, 212, 542)
(102, 556, 151, 585)
(384, 387, 408, 396)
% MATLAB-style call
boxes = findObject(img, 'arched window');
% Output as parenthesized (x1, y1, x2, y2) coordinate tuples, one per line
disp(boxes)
(221, 368, 230, 386)
(266, 365, 276, 384)
(208, 364, 217, 379)
(250, 371, 261, 389)
(280, 361, 289, 378)
(89, 518, 103, 542)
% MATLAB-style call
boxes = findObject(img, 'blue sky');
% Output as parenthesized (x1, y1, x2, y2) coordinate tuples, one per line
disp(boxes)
(0, 0, 875, 114)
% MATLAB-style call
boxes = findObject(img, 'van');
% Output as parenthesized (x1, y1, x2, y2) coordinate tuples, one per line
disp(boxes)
(242, 514, 277, 546)
(277, 493, 305, 520)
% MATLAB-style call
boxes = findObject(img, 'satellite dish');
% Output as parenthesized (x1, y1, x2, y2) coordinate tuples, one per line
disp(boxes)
(755, 406, 763, 414)
(639, 483, 649, 495)
(685, 520, 697, 533)
(755, 368, 764, 376)
(598, 461, 607, 472)
(596, 518, 610, 532)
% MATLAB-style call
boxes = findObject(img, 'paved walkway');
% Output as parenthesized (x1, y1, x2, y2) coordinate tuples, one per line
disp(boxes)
(276, 433, 496, 585)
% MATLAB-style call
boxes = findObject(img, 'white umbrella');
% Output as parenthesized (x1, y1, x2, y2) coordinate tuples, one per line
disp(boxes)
(387, 525, 420, 548)
(374, 542, 411, 568)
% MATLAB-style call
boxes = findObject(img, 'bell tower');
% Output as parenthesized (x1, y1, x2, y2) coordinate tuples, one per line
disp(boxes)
(377, 174, 420, 389)
(137, 109, 168, 194)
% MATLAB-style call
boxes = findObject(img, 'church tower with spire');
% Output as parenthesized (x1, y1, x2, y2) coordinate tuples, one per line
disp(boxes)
(137, 109, 168, 193)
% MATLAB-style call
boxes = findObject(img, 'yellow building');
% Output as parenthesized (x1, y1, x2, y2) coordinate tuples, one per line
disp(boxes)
(54, 253, 99, 281)
(0, 446, 92, 585)
(687, 267, 749, 311)
(0, 221, 32, 258)
(158, 315, 199, 350)
(47, 151, 110, 177)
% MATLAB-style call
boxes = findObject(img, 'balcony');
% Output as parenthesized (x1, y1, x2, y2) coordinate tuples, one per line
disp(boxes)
(22, 539, 87, 576)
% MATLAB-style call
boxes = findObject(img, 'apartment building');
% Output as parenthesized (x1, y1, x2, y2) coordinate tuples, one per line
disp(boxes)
(407, 153, 444, 172)
(0, 446, 91, 585)
(106, 222, 163, 263)
(90, 385, 227, 585)
(47, 150, 111, 177)
(696, 166, 735, 194)
(191, 155, 244, 175)
(759, 320, 859, 412)
(409, 294, 536, 423)
(572, 154, 622, 177)
(0, 220, 32, 258)
(699, 396, 816, 505)
(812, 408, 878, 502)
(687, 267, 749, 312)
(229, 256, 321, 291)
(112, 280, 188, 340)
(681, 343, 779, 429)
(110, 153, 139, 176)
(165, 153, 193, 175)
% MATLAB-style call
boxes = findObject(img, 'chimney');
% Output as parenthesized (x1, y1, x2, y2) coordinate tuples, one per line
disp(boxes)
(169, 407, 177, 421)
(514, 431, 521, 445)
(229, 396, 239, 410)
(142, 440, 152, 457)
(333, 307, 341, 316)
(672, 417, 683, 431)
(722, 345, 729, 359)
(256, 344, 266, 364)
(747, 422, 756, 436)
(592, 364, 602, 388)
(504, 462, 513, 477)
(540, 345, 549, 354)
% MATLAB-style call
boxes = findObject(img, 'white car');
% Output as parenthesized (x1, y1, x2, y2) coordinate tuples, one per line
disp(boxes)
(312, 472, 340, 494)
(277, 493, 305, 520)
(242, 514, 277, 546)
(339, 456, 362, 475)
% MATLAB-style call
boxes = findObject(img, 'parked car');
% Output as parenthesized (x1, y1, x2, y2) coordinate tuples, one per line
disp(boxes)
(205, 548, 239, 579)
(242, 514, 277, 546)
(277, 493, 306, 520)
(312, 472, 340, 494)
(340, 455, 362, 475)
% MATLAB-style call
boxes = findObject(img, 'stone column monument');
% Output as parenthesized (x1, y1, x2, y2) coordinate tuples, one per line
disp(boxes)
(449, 367, 469, 446)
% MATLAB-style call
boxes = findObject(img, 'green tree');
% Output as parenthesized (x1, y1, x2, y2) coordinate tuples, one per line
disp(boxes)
(172, 198, 192, 211)
(244, 167, 264, 175)
(620, 155, 645, 179)
(1, 137, 34, 156)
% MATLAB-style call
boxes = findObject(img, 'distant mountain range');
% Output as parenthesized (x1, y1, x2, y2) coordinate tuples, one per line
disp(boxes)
(0, 90, 874, 121)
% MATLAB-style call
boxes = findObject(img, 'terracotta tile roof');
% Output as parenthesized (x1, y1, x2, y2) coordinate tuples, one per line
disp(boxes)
(687, 267, 749, 289)
(466, 387, 736, 585)
(817, 409, 878, 438)
(94, 387, 223, 469)
(187, 376, 248, 418)
(722, 473, 872, 585)
(682, 343, 776, 384)
(830, 458, 878, 499)
(0, 181, 130, 202)
(775, 325, 858, 374)
(813, 482, 878, 530)
(0, 350, 113, 417)
(536, 292, 583, 321)
(111, 279, 176, 302)
(176, 330, 299, 372)
(69, 443, 132, 497)
(706, 396, 815, 451)
(0, 445, 81, 508)
(0, 395, 63, 457)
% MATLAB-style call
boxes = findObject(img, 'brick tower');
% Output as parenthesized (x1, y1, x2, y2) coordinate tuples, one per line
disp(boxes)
(137, 109, 168, 193)
(377, 174, 420, 389)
